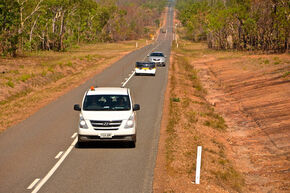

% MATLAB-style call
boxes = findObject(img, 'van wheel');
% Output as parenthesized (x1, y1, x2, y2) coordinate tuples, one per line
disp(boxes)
(77, 140, 85, 148)
(128, 141, 136, 148)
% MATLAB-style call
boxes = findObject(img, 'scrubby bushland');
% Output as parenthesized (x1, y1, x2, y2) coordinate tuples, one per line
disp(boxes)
(0, 0, 166, 56)
(176, 0, 289, 53)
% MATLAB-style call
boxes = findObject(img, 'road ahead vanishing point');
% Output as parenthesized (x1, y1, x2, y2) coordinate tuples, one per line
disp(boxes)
(0, 2, 174, 193)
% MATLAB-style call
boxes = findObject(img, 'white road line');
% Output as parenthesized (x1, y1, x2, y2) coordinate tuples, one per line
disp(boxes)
(121, 71, 136, 87)
(71, 132, 77, 139)
(27, 178, 40, 190)
(54, 151, 63, 159)
(31, 137, 78, 193)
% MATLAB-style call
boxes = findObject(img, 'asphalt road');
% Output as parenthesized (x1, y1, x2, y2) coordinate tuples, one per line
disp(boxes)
(0, 2, 174, 193)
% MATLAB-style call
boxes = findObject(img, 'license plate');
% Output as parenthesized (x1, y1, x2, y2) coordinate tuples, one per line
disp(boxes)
(100, 133, 113, 138)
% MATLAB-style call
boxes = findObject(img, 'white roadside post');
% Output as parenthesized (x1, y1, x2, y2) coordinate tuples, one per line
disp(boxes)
(193, 146, 202, 184)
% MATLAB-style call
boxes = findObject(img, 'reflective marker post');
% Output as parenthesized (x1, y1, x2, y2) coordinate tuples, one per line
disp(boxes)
(194, 146, 202, 184)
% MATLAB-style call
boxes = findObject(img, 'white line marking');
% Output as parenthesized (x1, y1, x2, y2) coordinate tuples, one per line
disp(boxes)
(32, 137, 78, 193)
(71, 132, 77, 139)
(122, 71, 136, 87)
(54, 151, 63, 159)
(193, 146, 202, 184)
(27, 178, 40, 190)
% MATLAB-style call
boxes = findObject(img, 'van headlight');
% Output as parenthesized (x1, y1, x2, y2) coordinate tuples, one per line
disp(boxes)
(79, 115, 88, 129)
(125, 114, 135, 128)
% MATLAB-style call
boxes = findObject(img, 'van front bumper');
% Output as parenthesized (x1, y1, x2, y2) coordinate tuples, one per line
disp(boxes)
(78, 134, 136, 142)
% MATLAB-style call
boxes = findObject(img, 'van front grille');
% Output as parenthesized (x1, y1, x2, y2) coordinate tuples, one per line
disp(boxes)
(90, 120, 122, 130)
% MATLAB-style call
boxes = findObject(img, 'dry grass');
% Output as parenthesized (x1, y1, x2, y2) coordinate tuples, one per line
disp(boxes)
(159, 41, 245, 193)
(155, 27, 289, 193)
(0, 40, 149, 131)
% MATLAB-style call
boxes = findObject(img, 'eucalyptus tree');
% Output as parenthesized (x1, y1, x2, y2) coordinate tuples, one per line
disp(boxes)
(177, 0, 289, 52)
(0, 0, 20, 56)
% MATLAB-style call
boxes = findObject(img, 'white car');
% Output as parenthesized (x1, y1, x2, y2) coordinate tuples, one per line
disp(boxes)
(148, 52, 166, 67)
(74, 87, 140, 147)
(135, 62, 156, 76)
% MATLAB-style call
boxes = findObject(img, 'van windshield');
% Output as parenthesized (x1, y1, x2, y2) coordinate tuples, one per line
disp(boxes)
(83, 95, 131, 111)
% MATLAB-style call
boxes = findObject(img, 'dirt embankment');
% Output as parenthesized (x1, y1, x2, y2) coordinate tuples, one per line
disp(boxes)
(153, 40, 290, 193)
(197, 53, 290, 192)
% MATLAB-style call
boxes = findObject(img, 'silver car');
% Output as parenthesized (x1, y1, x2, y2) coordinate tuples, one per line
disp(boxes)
(148, 52, 166, 67)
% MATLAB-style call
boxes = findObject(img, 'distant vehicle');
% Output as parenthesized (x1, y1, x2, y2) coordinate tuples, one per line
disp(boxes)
(148, 52, 166, 67)
(74, 87, 140, 147)
(135, 62, 156, 76)
(161, 28, 167, 33)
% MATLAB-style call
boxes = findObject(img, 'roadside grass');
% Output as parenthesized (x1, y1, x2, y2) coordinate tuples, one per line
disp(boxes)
(0, 39, 149, 131)
(164, 40, 244, 192)
(165, 57, 179, 174)
(6, 80, 14, 88)
(282, 71, 289, 78)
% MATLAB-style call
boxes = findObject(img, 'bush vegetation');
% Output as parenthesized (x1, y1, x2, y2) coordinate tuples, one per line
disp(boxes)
(176, 0, 289, 53)
(0, 0, 166, 56)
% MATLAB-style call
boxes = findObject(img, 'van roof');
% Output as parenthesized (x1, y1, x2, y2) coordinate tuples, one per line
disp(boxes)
(87, 87, 129, 95)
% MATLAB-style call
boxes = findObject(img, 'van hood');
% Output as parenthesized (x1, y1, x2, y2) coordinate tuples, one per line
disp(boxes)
(81, 110, 132, 121)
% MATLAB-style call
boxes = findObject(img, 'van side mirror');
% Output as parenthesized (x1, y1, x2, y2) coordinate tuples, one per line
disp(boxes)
(133, 104, 140, 111)
(74, 104, 81, 111)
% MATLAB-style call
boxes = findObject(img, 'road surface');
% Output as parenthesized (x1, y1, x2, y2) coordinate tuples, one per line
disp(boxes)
(0, 2, 174, 193)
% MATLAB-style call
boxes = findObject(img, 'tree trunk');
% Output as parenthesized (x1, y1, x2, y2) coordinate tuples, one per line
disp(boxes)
(59, 10, 65, 51)
(29, 15, 39, 43)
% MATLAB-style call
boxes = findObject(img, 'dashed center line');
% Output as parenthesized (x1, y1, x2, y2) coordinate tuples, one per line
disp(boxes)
(54, 151, 63, 159)
(31, 137, 78, 193)
(71, 132, 77, 139)
(27, 178, 40, 190)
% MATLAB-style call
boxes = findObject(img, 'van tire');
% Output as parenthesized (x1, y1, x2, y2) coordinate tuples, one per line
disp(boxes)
(77, 140, 85, 148)
(128, 141, 136, 148)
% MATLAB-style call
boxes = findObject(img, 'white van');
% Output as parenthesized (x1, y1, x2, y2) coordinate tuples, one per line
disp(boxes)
(74, 87, 140, 147)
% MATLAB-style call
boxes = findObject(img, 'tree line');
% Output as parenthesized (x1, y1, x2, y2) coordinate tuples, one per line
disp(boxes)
(177, 0, 289, 52)
(0, 0, 166, 56)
